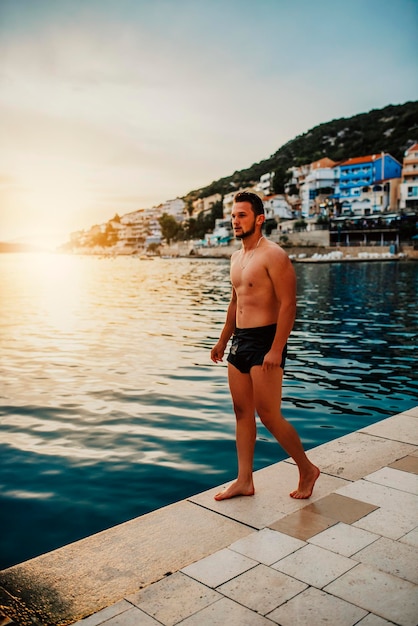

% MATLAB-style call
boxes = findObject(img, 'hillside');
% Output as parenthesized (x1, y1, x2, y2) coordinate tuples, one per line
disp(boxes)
(185, 100, 418, 202)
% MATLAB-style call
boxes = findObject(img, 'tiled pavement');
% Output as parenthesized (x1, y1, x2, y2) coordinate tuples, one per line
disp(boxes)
(1, 407, 417, 626)
(74, 407, 418, 626)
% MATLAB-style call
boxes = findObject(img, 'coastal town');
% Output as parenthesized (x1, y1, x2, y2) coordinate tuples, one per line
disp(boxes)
(64, 143, 418, 260)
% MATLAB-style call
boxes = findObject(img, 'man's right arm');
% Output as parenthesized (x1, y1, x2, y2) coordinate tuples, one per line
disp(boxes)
(210, 288, 237, 363)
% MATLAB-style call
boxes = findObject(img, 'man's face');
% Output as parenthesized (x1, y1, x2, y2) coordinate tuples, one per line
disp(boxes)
(231, 201, 258, 239)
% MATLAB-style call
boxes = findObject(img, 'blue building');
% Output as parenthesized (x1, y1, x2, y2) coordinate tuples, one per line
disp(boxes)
(336, 152, 402, 215)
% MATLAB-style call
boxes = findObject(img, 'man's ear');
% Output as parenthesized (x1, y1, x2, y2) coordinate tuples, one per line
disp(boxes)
(257, 215, 265, 225)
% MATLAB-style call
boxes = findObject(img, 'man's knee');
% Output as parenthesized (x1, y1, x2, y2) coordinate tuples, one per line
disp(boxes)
(258, 408, 282, 429)
(233, 403, 253, 421)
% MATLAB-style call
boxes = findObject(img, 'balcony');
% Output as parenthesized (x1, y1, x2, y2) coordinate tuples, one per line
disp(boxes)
(402, 167, 418, 176)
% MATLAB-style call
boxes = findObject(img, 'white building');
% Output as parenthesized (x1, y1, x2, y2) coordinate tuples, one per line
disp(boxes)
(256, 172, 275, 195)
(263, 194, 292, 220)
(399, 143, 418, 210)
(160, 198, 186, 222)
(192, 193, 222, 216)
(285, 164, 311, 191)
(223, 191, 236, 217)
(118, 207, 163, 248)
(299, 158, 338, 217)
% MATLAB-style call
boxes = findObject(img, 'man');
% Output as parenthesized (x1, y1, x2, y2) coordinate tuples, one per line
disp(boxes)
(210, 191, 319, 500)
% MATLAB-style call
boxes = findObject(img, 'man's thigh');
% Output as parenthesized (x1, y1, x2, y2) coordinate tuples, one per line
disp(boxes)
(250, 365, 283, 415)
(228, 363, 254, 411)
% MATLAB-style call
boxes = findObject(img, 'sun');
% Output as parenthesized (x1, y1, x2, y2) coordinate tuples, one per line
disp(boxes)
(8, 162, 96, 249)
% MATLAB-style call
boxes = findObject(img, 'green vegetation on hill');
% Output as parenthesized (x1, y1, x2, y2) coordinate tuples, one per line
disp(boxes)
(185, 101, 418, 201)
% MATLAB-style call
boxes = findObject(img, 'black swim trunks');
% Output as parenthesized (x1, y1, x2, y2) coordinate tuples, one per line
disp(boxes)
(227, 324, 287, 374)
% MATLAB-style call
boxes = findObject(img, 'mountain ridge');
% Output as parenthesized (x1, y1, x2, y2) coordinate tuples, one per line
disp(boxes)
(185, 100, 418, 202)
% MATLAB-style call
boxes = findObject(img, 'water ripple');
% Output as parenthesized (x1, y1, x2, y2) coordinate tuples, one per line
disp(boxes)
(0, 254, 417, 568)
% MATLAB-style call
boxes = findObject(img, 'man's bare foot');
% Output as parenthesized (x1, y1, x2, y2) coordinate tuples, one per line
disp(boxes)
(290, 464, 320, 499)
(214, 480, 255, 501)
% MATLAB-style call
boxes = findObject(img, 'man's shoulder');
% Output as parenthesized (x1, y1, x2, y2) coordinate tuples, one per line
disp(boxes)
(263, 239, 289, 261)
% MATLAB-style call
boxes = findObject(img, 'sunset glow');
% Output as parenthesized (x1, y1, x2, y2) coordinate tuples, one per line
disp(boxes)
(1, 0, 417, 248)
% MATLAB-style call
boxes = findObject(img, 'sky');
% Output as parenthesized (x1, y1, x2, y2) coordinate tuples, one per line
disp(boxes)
(1, 0, 417, 248)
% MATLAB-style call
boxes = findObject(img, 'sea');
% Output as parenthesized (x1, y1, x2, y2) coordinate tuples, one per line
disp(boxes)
(0, 253, 417, 569)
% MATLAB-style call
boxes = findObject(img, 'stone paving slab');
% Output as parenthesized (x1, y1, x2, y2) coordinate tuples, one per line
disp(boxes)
(359, 412, 418, 445)
(336, 478, 418, 516)
(308, 521, 380, 557)
(266, 585, 368, 626)
(303, 492, 379, 524)
(272, 542, 358, 589)
(180, 548, 258, 589)
(268, 507, 338, 540)
(189, 461, 348, 528)
(388, 455, 418, 474)
(69, 601, 160, 626)
(228, 527, 305, 565)
(353, 537, 418, 584)
(399, 527, 418, 548)
(1, 407, 417, 626)
(356, 616, 395, 626)
(287, 431, 417, 481)
(174, 597, 273, 625)
(216, 563, 307, 615)
(126, 572, 221, 626)
(0, 500, 252, 625)
(324, 563, 418, 626)
(363, 466, 418, 494)
(353, 503, 417, 540)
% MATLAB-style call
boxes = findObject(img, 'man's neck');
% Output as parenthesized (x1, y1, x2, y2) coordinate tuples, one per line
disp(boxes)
(241, 232, 264, 251)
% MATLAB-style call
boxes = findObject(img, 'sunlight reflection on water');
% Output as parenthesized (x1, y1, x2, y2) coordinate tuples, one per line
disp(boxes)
(0, 253, 417, 567)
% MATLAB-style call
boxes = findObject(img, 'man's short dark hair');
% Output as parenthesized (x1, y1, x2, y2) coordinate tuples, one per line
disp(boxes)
(234, 191, 265, 216)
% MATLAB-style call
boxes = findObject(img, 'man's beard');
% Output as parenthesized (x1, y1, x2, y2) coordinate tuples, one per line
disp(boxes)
(235, 222, 256, 240)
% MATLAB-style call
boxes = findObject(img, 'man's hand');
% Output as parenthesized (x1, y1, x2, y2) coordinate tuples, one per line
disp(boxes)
(211, 342, 226, 363)
(262, 347, 283, 371)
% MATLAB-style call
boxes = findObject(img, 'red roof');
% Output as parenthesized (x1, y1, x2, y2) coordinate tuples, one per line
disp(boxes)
(406, 143, 418, 153)
(311, 157, 337, 169)
(339, 154, 382, 166)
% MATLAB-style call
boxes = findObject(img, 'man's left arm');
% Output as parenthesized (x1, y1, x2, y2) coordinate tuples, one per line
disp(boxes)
(263, 249, 297, 369)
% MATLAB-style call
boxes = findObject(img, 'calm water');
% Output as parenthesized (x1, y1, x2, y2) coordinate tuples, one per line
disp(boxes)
(0, 254, 417, 568)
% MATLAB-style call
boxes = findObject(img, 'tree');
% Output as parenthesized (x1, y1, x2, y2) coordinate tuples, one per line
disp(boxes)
(92, 231, 109, 247)
(182, 218, 198, 240)
(194, 212, 212, 240)
(147, 242, 160, 255)
(159, 213, 180, 244)
(287, 184, 299, 196)
(264, 218, 277, 236)
(272, 166, 290, 194)
(211, 200, 224, 221)
(294, 219, 307, 232)
(105, 222, 118, 246)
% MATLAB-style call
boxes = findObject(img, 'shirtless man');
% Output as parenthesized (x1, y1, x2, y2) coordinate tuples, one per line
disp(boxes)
(210, 191, 319, 501)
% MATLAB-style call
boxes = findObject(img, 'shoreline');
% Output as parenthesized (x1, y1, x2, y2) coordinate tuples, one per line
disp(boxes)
(53, 240, 418, 262)
(292, 254, 405, 263)
(2, 241, 418, 262)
